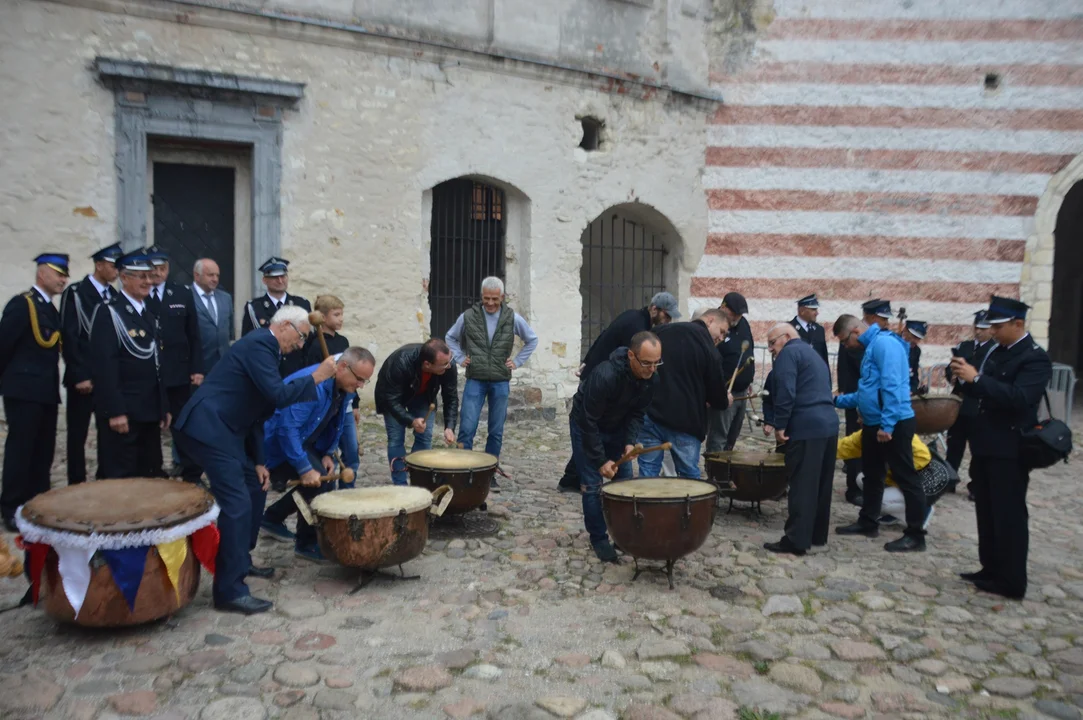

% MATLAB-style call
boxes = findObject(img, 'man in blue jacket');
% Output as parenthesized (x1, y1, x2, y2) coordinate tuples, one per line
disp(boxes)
(832, 299, 927, 553)
(260, 347, 375, 561)
(175, 305, 336, 614)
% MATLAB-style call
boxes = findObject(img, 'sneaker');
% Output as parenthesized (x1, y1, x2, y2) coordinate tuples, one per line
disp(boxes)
(877, 514, 902, 526)
(922, 505, 935, 530)
(591, 539, 619, 563)
(260, 520, 295, 542)
(294, 545, 328, 564)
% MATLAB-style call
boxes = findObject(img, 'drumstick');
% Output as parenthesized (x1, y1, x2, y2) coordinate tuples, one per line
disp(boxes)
(307, 311, 330, 360)
(285, 467, 356, 489)
(728, 355, 754, 394)
(615, 442, 671, 466)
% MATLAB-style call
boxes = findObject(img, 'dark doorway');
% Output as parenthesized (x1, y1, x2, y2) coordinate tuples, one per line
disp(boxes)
(152, 163, 236, 294)
(1050, 180, 1083, 371)
(428, 179, 507, 340)
(580, 210, 668, 360)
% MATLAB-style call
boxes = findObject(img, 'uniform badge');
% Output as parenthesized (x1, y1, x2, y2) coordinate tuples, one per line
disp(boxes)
(126, 306, 134, 314)
(166, 288, 173, 296)
(139, 329, 146, 337)
(287, 299, 293, 306)
(128, 329, 137, 338)
(263, 300, 270, 308)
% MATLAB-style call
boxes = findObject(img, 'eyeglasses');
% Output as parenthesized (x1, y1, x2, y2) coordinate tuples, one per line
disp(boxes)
(634, 355, 664, 369)
(345, 364, 368, 387)
(288, 322, 306, 345)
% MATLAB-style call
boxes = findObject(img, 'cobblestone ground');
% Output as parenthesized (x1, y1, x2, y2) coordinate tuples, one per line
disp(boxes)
(1, 408, 1082, 720)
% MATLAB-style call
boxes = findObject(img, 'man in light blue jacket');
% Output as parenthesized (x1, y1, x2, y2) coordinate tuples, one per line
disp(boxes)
(832, 299, 927, 553)
(260, 348, 375, 561)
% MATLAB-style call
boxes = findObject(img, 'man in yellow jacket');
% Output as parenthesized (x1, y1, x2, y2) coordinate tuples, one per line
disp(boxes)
(837, 430, 936, 529)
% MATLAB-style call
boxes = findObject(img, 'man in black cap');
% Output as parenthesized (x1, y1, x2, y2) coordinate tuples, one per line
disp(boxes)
(59, 243, 121, 485)
(902, 320, 928, 394)
(950, 296, 1051, 600)
(145, 246, 205, 483)
(91, 251, 171, 479)
(0, 253, 68, 531)
(558, 291, 680, 492)
(242, 257, 311, 378)
(708, 292, 754, 453)
(790, 294, 830, 371)
(944, 310, 995, 494)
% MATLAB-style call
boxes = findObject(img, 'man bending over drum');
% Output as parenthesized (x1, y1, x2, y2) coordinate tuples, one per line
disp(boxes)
(175, 306, 336, 615)
(569, 332, 661, 562)
(374, 339, 458, 485)
(261, 348, 375, 562)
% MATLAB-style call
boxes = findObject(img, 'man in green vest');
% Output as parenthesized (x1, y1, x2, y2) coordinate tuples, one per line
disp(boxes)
(445, 277, 539, 482)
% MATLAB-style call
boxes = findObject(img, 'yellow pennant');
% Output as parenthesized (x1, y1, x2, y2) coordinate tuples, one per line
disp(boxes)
(156, 538, 187, 603)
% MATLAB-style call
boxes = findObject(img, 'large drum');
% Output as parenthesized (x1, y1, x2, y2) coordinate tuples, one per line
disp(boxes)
(601, 478, 717, 589)
(404, 449, 497, 515)
(911, 393, 962, 434)
(298, 486, 452, 577)
(15, 479, 218, 627)
(704, 451, 788, 511)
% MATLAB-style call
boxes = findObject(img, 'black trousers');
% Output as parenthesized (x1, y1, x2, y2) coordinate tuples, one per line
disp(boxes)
(264, 464, 327, 548)
(1, 398, 57, 522)
(166, 384, 203, 483)
(945, 413, 974, 472)
(97, 419, 164, 479)
(970, 455, 1030, 596)
(843, 409, 862, 494)
(857, 418, 926, 537)
(783, 435, 838, 550)
(65, 389, 99, 485)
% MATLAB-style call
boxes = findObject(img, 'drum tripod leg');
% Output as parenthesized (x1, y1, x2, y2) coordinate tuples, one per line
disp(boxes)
(632, 557, 643, 584)
(665, 559, 675, 591)
(349, 565, 421, 594)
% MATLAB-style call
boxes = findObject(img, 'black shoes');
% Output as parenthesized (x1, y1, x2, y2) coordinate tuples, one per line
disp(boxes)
(884, 535, 925, 553)
(247, 565, 275, 579)
(216, 595, 273, 615)
(591, 539, 619, 563)
(835, 522, 879, 538)
(557, 480, 581, 494)
(844, 491, 864, 507)
(973, 577, 1025, 600)
(959, 569, 991, 583)
(763, 538, 806, 556)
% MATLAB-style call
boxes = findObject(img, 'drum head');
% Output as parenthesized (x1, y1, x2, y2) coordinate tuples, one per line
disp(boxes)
(406, 448, 498, 470)
(310, 486, 433, 520)
(21, 478, 214, 534)
(603, 478, 717, 499)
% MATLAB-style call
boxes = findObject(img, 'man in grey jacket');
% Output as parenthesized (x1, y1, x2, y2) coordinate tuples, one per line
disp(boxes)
(192, 258, 234, 373)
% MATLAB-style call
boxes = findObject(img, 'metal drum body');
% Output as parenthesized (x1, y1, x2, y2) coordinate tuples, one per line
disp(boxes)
(601, 479, 717, 563)
(704, 451, 788, 503)
(911, 394, 962, 434)
(405, 449, 497, 514)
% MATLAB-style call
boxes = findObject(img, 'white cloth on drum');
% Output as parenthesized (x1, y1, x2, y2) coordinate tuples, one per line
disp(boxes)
(13, 505, 220, 551)
(56, 546, 95, 618)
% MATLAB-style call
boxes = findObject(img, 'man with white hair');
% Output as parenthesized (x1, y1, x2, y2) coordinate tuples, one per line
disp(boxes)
(175, 304, 336, 614)
(192, 258, 234, 373)
(445, 277, 538, 479)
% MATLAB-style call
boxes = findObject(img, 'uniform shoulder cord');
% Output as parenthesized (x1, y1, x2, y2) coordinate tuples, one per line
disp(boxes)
(24, 293, 61, 351)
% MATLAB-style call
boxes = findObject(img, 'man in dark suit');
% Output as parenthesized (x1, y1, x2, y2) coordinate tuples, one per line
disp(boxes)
(59, 243, 121, 485)
(192, 257, 233, 373)
(836, 326, 865, 506)
(0, 254, 68, 531)
(903, 320, 928, 394)
(790, 294, 830, 372)
(945, 310, 995, 496)
(951, 296, 1052, 600)
(709, 292, 754, 452)
(145, 246, 204, 483)
(241, 257, 311, 378)
(175, 305, 335, 614)
(90, 251, 171, 479)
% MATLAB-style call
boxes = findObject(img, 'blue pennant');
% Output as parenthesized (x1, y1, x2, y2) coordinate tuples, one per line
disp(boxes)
(101, 547, 149, 612)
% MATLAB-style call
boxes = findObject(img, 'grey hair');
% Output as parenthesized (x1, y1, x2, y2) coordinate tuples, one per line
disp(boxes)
(833, 313, 862, 339)
(340, 346, 376, 367)
(768, 323, 799, 341)
(193, 259, 205, 276)
(481, 276, 505, 294)
(271, 305, 310, 329)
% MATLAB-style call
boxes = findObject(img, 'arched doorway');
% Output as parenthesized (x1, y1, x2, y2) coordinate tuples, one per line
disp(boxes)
(428, 178, 507, 340)
(579, 204, 678, 358)
(1050, 180, 1083, 371)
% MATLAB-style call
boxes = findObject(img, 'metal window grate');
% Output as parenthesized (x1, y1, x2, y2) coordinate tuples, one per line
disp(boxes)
(429, 179, 507, 341)
(580, 213, 668, 359)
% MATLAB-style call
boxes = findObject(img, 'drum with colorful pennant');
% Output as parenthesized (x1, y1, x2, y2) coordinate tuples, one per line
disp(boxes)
(15, 479, 219, 626)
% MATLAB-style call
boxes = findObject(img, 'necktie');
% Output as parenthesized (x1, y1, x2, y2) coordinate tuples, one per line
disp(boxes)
(204, 293, 218, 324)
(153, 288, 160, 302)
(275, 300, 283, 310)
(102, 290, 109, 301)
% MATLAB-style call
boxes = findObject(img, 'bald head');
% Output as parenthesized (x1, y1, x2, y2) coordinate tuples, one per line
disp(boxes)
(193, 258, 220, 293)
(766, 323, 799, 359)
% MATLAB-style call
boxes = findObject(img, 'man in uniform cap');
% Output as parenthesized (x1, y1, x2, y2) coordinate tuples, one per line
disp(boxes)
(91, 251, 171, 479)
(902, 320, 928, 394)
(241, 257, 311, 378)
(944, 310, 995, 491)
(60, 243, 121, 485)
(790, 294, 830, 372)
(950, 296, 1051, 600)
(0, 254, 68, 531)
(145, 246, 205, 483)
(708, 292, 754, 453)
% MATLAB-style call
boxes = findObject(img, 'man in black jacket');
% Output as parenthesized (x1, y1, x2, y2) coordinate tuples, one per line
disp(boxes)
(708, 292, 755, 452)
(59, 243, 121, 485)
(836, 332, 865, 506)
(570, 332, 660, 561)
(945, 310, 994, 488)
(375, 339, 459, 485)
(903, 320, 928, 394)
(790, 294, 830, 371)
(0, 253, 68, 531)
(950, 296, 1051, 600)
(558, 292, 679, 492)
(637, 309, 730, 478)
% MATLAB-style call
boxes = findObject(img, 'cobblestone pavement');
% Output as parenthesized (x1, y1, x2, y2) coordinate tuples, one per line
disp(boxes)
(1, 409, 1082, 720)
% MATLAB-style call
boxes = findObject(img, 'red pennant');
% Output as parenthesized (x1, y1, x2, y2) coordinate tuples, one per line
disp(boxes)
(26, 543, 48, 606)
(191, 524, 220, 575)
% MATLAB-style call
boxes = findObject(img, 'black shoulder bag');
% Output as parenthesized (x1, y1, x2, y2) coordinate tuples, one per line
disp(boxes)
(1019, 392, 1073, 470)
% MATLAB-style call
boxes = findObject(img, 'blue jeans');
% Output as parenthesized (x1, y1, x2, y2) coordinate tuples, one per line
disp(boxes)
(569, 415, 632, 544)
(385, 397, 435, 485)
(338, 411, 360, 488)
(457, 379, 510, 458)
(635, 415, 702, 479)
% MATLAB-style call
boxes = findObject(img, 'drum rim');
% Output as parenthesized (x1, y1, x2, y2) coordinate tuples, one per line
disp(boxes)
(601, 477, 718, 500)
(910, 393, 962, 403)
(703, 450, 786, 465)
(310, 486, 434, 519)
(404, 448, 499, 471)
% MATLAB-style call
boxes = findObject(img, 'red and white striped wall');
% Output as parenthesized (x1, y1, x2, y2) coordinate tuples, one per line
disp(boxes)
(693, 0, 1083, 363)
